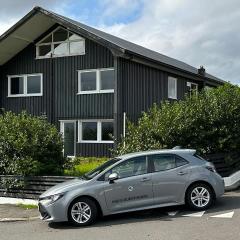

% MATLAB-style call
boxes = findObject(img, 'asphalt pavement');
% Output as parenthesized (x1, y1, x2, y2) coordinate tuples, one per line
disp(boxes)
(0, 190, 240, 240)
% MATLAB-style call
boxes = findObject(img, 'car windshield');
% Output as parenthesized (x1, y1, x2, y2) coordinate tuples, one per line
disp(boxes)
(81, 158, 121, 180)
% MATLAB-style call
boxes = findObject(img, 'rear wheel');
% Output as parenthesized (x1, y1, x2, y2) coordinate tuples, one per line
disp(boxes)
(68, 197, 98, 226)
(186, 183, 214, 210)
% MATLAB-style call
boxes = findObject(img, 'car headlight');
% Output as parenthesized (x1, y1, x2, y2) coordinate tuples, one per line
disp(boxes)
(39, 193, 65, 206)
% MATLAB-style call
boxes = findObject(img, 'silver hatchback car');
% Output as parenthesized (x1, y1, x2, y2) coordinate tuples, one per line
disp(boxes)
(38, 149, 225, 226)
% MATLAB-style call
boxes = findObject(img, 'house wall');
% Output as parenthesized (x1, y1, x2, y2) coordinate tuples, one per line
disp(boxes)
(0, 36, 114, 157)
(115, 57, 204, 139)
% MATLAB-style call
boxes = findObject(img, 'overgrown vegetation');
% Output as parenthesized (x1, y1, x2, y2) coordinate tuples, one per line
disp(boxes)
(64, 157, 108, 176)
(115, 84, 240, 158)
(17, 204, 38, 210)
(0, 111, 65, 178)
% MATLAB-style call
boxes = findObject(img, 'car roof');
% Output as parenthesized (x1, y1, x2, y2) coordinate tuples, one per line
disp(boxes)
(119, 149, 196, 160)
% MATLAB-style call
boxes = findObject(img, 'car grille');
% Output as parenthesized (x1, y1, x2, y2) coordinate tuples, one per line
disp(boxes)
(38, 203, 51, 220)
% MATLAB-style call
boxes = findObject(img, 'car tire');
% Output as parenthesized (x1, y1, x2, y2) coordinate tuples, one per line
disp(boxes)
(68, 197, 98, 226)
(186, 183, 214, 210)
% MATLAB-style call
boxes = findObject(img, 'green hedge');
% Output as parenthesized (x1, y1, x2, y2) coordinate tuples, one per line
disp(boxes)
(0, 111, 65, 176)
(115, 84, 240, 159)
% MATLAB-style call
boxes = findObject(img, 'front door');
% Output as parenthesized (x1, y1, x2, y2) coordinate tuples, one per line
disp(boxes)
(148, 154, 190, 204)
(60, 121, 76, 157)
(103, 156, 153, 213)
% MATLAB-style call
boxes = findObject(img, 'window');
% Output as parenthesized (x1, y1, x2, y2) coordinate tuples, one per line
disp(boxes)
(36, 27, 85, 58)
(105, 156, 147, 180)
(149, 154, 188, 172)
(8, 74, 43, 97)
(79, 120, 114, 143)
(168, 76, 177, 99)
(187, 82, 198, 96)
(78, 68, 114, 94)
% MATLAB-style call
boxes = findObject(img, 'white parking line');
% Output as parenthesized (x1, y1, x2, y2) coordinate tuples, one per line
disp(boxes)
(210, 211, 234, 219)
(182, 211, 205, 217)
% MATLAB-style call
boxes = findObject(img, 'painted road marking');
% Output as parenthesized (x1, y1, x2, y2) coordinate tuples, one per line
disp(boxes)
(210, 211, 234, 219)
(182, 211, 205, 217)
(167, 211, 178, 216)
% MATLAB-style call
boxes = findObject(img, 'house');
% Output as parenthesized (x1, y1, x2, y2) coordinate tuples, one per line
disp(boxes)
(0, 7, 225, 158)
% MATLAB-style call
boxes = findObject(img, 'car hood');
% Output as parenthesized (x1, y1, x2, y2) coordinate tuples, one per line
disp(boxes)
(39, 178, 88, 198)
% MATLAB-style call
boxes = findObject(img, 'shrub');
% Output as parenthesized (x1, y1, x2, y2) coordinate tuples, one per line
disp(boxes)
(64, 157, 108, 176)
(0, 111, 65, 176)
(115, 84, 240, 158)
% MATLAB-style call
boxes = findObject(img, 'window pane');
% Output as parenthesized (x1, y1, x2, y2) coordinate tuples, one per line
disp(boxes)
(100, 70, 114, 90)
(108, 156, 147, 179)
(53, 43, 68, 56)
(41, 35, 52, 43)
(63, 122, 75, 157)
(82, 122, 97, 141)
(70, 41, 85, 54)
(38, 45, 51, 57)
(53, 28, 68, 42)
(27, 75, 41, 94)
(80, 71, 97, 91)
(149, 154, 176, 172)
(102, 122, 113, 141)
(168, 77, 177, 99)
(176, 157, 188, 167)
(69, 32, 83, 40)
(10, 77, 24, 95)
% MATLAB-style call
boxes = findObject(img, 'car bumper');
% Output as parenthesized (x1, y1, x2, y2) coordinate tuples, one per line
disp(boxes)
(38, 197, 69, 223)
(213, 173, 225, 198)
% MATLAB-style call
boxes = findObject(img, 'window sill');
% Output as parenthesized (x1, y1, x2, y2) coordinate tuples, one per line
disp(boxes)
(77, 90, 114, 95)
(168, 96, 177, 100)
(7, 94, 43, 98)
(36, 52, 85, 59)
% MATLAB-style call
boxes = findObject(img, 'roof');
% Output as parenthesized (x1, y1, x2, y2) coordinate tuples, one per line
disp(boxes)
(0, 6, 225, 84)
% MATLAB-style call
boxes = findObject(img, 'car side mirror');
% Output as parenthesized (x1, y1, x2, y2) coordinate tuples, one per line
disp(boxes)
(108, 172, 119, 183)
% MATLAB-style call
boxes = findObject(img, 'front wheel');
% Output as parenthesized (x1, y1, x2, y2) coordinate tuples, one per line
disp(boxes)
(68, 197, 98, 226)
(186, 183, 214, 210)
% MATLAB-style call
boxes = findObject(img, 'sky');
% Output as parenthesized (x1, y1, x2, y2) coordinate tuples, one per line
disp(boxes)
(0, 0, 240, 84)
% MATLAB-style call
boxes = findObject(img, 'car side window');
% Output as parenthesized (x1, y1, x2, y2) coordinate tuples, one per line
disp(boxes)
(149, 154, 176, 172)
(176, 156, 189, 167)
(104, 156, 147, 180)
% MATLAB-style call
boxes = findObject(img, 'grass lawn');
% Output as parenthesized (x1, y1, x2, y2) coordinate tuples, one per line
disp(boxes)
(17, 204, 38, 209)
(64, 157, 109, 176)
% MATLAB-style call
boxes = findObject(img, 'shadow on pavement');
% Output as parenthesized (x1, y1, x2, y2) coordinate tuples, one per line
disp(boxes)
(48, 191, 240, 229)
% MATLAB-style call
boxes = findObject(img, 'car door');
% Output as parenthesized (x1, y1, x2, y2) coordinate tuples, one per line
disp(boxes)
(102, 156, 154, 213)
(149, 154, 190, 204)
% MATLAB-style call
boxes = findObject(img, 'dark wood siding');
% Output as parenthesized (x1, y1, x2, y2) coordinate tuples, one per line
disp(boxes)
(115, 57, 204, 139)
(0, 36, 114, 157)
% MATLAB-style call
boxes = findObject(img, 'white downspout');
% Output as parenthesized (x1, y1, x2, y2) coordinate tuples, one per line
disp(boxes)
(123, 112, 126, 147)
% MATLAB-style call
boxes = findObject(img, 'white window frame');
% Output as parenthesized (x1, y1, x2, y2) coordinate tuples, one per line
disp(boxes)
(168, 76, 177, 99)
(8, 73, 43, 97)
(78, 119, 114, 143)
(187, 81, 198, 95)
(36, 26, 85, 59)
(77, 68, 114, 94)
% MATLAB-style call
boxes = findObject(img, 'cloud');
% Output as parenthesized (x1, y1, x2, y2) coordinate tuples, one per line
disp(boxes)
(99, 0, 240, 83)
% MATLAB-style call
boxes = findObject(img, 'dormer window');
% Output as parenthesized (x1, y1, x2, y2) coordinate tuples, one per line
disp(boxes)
(36, 27, 85, 58)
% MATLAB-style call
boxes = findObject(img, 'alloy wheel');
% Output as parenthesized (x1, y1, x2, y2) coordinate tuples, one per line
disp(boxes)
(190, 187, 210, 208)
(71, 202, 92, 224)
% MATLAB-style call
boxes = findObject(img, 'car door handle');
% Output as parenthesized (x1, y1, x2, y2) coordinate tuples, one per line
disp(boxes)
(178, 171, 188, 175)
(141, 177, 151, 182)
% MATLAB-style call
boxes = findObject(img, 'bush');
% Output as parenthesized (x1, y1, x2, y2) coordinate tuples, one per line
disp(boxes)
(115, 84, 240, 157)
(0, 111, 65, 176)
(64, 157, 108, 176)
